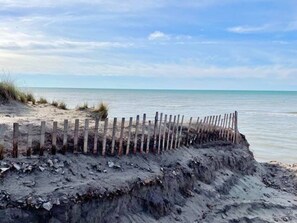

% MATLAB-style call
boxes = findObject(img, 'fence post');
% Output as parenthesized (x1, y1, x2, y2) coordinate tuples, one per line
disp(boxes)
(12, 123, 19, 158)
(62, 119, 68, 154)
(178, 115, 184, 147)
(119, 117, 125, 156)
(227, 113, 232, 141)
(234, 111, 239, 144)
(111, 117, 117, 155)
(187, 117, 192, 146)
(102, 118, 108, 156)
(126, 117, 132, 155)
(140, 114, 146, 153)
(170, 115, 176, 149)
(153, 112, 158, 153)
(166, 115, 172, 150)
(146, 120, 151, 153)
(40, 121, 45, 156)
(174, 115, 180, 149)
(27, 124, 32, 157)
(93, 118, 99, 154)
(52, 121, 57, 155)
(162, 114, 167, 150)
(134, 115, 139, 154)
(157, 113, 163, 154)
(83, 119, 89, 154)
(74, 119, 79, 153)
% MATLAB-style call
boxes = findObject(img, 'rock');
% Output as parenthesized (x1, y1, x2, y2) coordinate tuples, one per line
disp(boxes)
(42, 201, 53, 211)
(23, 181, 36, 187)
(47, 159, 54, 167)
(0, 167, 9, 175)
(282, 217, 289, 222)
(12, 163, 21, 171)
(39, 166, 45, 172)
(108, 161, 114, 168)
(103, 169, 107, 173)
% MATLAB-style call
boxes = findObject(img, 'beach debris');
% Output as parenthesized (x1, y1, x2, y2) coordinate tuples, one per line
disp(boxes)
(42, 201, 53, 211)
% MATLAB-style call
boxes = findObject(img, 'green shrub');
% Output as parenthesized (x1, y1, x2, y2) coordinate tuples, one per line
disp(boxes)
(93, 102, 108, 120)
(51, 101, 58, 107)
(37, 97, 48, 104)
(58, 102, 67, 110)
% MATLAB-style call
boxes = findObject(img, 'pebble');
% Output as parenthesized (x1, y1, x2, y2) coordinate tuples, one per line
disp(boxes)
(42, 201, 53, 211)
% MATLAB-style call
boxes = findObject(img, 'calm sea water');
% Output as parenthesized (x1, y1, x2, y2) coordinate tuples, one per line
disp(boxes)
(26, 88, 297, 163)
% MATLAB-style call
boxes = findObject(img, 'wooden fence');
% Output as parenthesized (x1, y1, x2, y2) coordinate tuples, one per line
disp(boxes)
(0, 111, 240, 159)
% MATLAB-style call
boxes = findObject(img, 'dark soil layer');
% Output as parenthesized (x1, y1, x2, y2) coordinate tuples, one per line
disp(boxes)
(0, 140, 296, 223)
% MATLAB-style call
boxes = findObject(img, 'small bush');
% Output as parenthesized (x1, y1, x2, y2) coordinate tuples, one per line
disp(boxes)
(58, 102, 67, 110)
(93, 102, 108, 120)
(0, 144, 3, 160)
(78, 102, 89, 110)
(37, 97, 48, 104)
(51, 101, 58, 107)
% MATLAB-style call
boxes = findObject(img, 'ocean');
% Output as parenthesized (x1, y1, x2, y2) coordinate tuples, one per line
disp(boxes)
(26, 88, 297, 164)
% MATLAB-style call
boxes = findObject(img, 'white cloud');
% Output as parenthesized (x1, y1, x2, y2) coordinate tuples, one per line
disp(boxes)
(0, 27, 132, 51)
(148, 31, 170, 41)
(227, 25, 270, 34)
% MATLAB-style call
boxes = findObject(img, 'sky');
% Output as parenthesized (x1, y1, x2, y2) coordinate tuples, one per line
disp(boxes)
(0, 0, 297, 90)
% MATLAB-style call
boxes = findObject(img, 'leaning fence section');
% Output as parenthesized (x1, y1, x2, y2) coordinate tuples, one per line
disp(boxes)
(0, 111, 240, 159)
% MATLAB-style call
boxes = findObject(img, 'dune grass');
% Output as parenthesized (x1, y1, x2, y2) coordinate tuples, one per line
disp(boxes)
(0, 80, 24, 102)
(58, 102, 67, 110)
(93, 102, 108, 120)
(78, 102, 89, 110)
(37, 97, 48, 104)
(51, 101, 58, 107)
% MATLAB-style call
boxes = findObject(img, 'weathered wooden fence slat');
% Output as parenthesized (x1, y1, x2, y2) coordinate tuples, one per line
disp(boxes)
(27, 124, 32, 157)
(162, 114, 167, 151)
(134, 115, 139, 154)
(170, 115, 176, 150)
(140, 114, 146, 153)
(119, 117, 125, 156)
(102, 118, 108, 156)
(153, 112, 158, 153)
(146, 120, 151, 153)
(157, 113, 163, 154)
(111, 117, 117, 155)
(12, 123, 19, 158)
(74, 119, 79, 152)
(174, 115, 180, 149)
(93, 118, 99, 154)
(62, 119, 68, 154)
(52, 121, 57, 155)
(166, 115, 172, 150)
(83, 119, 89, 154)
(126, 117, 132, 155)
(178, 115, 184, 148)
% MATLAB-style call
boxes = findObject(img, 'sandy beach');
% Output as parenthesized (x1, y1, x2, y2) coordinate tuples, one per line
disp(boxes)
(0, 102, 296, 223)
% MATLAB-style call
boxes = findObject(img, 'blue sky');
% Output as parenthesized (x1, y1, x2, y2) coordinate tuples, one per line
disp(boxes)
(0, 0, 296, 90)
